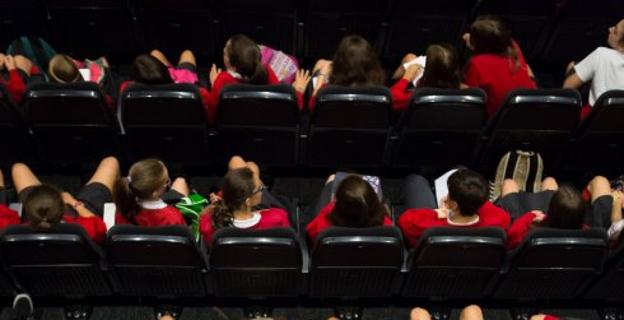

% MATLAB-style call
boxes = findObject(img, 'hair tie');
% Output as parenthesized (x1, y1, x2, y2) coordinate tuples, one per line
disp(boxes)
(126, 176, 132, 184)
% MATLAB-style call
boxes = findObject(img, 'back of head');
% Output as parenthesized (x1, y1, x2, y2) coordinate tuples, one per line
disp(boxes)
(114, 158, 169, 222)
(130, 54, 173, 85)
(227, 34, 267, 85)
(330, 35, 385, 87)
(212, 167, 256, 229)
(468, 15, 512, 56)
(544, 185, 586, 229)
(447, 169, 489, 216)
(330, 175, 386, 228)
(48, 54, 82, 83)
(23, 184, 65, 231)
(420, 44, 462, 89)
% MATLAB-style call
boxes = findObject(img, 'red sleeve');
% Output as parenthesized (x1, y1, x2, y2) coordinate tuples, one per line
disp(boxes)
(65, 215, 107, 244)
(464, 59, 482, 88)
(390, 78, 412, 112)
(277, 209, 291, 227)
(104, 94, 114, 111)
(305, 202, 335, 243)
(295, 91, 305, 111)
(115, 212, 130, 225)
(506, 212, 536, 249)
(119, 80, 131, 95)
(199, 210, 215, 244)
(198, 87, 212, 123)
(308, 96, 316, 113)
(206, 72, 236, 125)
(0, 205, 21, 229)
(479, 201, 511, 230)
(5, 69, 26, 104)
(266, 65, 279, 84)
(397, 208, 439, 248)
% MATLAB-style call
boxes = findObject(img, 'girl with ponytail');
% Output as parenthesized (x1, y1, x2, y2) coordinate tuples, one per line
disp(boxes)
(306, 174, 391, 243)
(205, 34, 303, 124)
(199, 166, 290, 244)
(6, 157, 120, 243)
(463, 15, 536, 118)
(114, 159, 189, 226)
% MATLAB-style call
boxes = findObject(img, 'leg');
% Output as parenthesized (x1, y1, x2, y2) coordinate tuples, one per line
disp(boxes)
(587, 176, 611, 203)
(501, 179, 520, 197)
(171, 177, 190, 197)
(11, 163, 41, 194)
(404, 174, 437, 209)
(13, 55, 32, 76)
(86, 156, 119, 192)
(410, 307, 432, 320)
(459, 305, 484, 320)
(178, 49, 196, 67)
(150, 49, 173, 67)
(541, 177, 558, 191)
(228, 155, 247, 171)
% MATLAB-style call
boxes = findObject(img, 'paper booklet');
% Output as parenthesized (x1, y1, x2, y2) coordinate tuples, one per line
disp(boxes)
(434, 168, 458, 209)
(403, 56, 427, 87)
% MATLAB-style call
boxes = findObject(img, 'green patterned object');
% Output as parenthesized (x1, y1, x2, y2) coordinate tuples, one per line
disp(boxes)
(176, 193, 209, 242)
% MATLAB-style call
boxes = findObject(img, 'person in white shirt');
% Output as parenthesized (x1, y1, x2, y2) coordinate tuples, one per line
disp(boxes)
(563, 19, 624, 107)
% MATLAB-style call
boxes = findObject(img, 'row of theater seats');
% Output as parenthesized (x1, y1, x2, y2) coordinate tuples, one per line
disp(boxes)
(2, 82, 624, 173)
(2, 0, 622, 63)
(0, 223, 622, 301)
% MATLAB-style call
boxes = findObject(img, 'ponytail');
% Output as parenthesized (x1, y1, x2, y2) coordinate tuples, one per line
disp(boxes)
(211, 199, 235, 229)
(23, 184, 65, 232)
(114, 177, 141, 223)
(247, 62, 268, 85)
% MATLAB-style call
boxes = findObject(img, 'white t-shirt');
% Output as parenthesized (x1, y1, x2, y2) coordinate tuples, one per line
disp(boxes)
(574, 47, 624, 106)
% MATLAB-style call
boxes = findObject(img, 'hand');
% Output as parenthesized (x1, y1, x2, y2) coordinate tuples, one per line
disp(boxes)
(319, 61, 332, 78)
(435, 208, 449, 219)
(292, 69, 311, 93)
(462, 33, 472, 49)
(531, 210, 546, 223)
(4, 55, 16, 71)
(403, 63, 423, 82)
(209, 64, 221, 86)
(61, 192, 77, 206)
(0, 53, 5, 70)
(566, 61, 576, 73)
(612, 190, 624, 207)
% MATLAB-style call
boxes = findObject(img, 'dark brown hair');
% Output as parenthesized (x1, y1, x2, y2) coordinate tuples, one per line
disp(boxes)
(329, 35, 385, 87)
(212, 167, 255, 229)
(130, 54, 173, 85)
(468, 15, 521, 71)
(114, 159, 169, 222)
(329, 175, 387, 228)
(542, 185, 586, 229)
(23, 184, 65, 232)
(447, 169, 489, 217)
(227, 34, 268, 85)
(419, 44, 462, 89)
(48, 54, 82, 83)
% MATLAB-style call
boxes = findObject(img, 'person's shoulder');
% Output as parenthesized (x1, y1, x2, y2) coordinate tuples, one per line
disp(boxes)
(398, 208, 437, 224)
(260, 207, 288, 218)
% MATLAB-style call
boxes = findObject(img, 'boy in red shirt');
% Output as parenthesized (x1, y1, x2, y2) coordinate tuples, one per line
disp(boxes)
(398, 169, 510, 248)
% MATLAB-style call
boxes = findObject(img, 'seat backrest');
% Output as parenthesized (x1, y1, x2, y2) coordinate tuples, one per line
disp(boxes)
(23, 82, 119, 163)
(494, 228, 608, 300)
(0, 224, 112, 298)
(310, 226, 403, 298)
(394, 88, 486, 168)
(106, 225, 208, 298)
(567, 90, 624, 171)
(119, 83, 208, 162)
(479, 89, 581, 173)
(214, 84, 300, 166)
(584, 237, 624, 301)
(402, 227, 505, 298)
(209, 227, 303, 298)
(306, 85, 392, 167)
(0, 84, 31, 165)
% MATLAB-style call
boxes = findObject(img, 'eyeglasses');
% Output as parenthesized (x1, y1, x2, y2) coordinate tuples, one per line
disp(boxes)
(252, 185, 267, 195)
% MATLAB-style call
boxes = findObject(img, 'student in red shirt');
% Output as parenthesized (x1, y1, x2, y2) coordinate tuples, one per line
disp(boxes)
(3, 157, 119, 243)
(0, 53, 33, 104)
(398, 170, 511, 248)
(306, 174, 392, 244)
(391, 44, 469, 112)
(307, 35, 386, 112)
(506, 185, 588, 250)
(199, 166, 290, 244)
(207, 34, 309, 122)
(113, 158, 189, 227)
(120, 53, 211, 119)
(463, 15, 537, 117)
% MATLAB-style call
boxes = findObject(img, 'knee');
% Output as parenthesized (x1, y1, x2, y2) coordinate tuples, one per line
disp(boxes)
(402, 53, 418, 63)
(11, 163, 30, 176)
(502, 179, 518, 191)
(150, 49, 163, 56)
(13, 54, 30, 63)
(100, 156, 120, 170)
(410, 307, 431, 320)
(460, 305, 483, 320)
(173, 177, 187, 186)
(228, 155, 247, 170)
(530, 315, 546, 320)
(541, 177, 558, 191)
(591, 176, 610, 188)
(180, 49, 194, 58)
